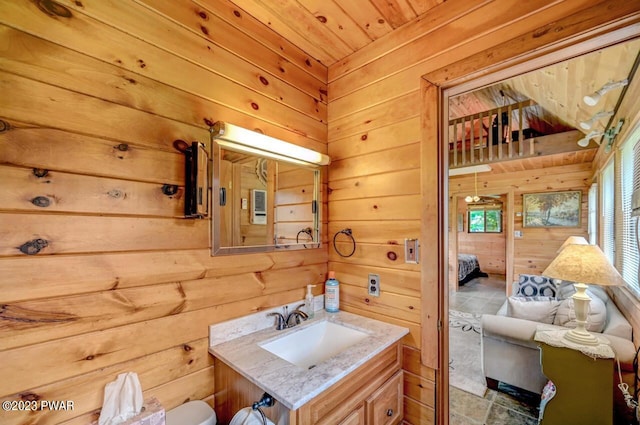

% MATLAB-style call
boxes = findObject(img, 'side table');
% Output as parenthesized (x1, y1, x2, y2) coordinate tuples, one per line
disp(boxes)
(535, 326, 614, 425)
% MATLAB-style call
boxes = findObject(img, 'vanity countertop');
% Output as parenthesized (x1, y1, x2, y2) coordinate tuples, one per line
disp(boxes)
(209, 310, 409, 410)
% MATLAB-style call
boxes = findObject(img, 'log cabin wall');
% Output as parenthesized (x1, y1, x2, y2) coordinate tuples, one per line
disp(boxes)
(449, 164, 592, 294)
(0, 1, 328, 424)
(327, 1, 638, 423)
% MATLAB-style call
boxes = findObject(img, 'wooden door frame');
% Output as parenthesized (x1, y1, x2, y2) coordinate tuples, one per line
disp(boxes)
(418, 18, 640, 425)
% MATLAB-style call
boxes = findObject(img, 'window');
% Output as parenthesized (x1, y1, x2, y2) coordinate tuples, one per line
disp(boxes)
(468, 206, 502, 233)
(602, 159, 615, 264)
(588, 183, 598, 245)
(618, 127, 639, 291)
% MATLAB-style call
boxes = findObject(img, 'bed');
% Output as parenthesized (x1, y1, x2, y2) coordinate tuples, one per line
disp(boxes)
(457, 253, 488, 284)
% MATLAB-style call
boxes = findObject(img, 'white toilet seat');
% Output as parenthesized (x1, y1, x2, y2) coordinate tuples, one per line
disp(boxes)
(165, 400, 216, 425)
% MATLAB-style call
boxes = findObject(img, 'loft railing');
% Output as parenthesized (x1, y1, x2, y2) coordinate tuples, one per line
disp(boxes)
(449, 100, 537, 168)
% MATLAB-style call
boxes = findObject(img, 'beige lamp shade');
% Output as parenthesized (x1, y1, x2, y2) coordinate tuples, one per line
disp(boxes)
(544, 244, 624, 346)
(556, 236, 589, 253)
(543, 244, 625, 287)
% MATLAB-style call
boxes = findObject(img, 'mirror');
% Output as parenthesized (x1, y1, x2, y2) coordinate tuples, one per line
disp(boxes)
(212, 141, 321, 255)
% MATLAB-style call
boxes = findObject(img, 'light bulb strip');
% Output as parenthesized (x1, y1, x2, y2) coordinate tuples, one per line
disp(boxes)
(210, 121, 330, 166)
(579, 110, 614, 130)
(577, 130, 604, 147)
(583, 79, 629, 106)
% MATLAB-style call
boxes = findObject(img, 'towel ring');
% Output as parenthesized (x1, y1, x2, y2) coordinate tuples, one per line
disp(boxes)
(333, 228, 356, 257)
(296, 227, 313, 248)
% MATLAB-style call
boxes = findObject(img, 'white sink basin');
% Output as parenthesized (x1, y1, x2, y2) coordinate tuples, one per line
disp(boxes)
(259, 321, 369, 369)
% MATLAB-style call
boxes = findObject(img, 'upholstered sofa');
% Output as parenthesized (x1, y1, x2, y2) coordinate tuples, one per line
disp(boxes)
(481, 275, 636, 398)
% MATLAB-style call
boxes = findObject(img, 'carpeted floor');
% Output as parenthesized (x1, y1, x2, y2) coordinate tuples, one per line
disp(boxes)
(449, 309, 486, 397)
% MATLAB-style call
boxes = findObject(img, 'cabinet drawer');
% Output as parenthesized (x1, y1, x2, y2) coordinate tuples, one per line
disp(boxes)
(299, 343, 401, 425)
(338, 405, 365, 425)
(366, 371, 403, 425)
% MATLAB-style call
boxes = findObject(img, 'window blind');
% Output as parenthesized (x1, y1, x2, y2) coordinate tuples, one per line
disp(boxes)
(619, 130, 639, 290)
(602, 159, 615, 264)
(588, 183, 598, 245)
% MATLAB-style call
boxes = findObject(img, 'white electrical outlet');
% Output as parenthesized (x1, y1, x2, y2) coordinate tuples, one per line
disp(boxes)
(405, 238, 419, 263)
(368, 274, 380, 297)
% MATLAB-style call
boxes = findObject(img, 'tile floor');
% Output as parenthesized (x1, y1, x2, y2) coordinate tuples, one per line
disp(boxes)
(449, 274, 540, 425)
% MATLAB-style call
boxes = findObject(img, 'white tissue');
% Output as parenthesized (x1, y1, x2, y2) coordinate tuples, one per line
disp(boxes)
(229, 407, 275, 425)
(98, 372, 144, 425)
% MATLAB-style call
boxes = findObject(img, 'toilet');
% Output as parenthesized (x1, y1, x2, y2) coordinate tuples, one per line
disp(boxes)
(166, 400, 217, 425)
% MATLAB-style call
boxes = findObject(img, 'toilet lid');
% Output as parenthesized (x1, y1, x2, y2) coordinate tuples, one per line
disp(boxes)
(166, 400, 216, 425)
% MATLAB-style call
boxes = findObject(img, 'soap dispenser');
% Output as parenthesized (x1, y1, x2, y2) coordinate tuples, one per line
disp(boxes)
(305, 284, 316, 319)
(325, 271, 340, 313)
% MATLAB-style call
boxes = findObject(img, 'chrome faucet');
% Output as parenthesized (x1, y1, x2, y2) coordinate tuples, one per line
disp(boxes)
(268, 304, 308, 330)
(286, 304, 309, 327)
(267, 311, 287, 330)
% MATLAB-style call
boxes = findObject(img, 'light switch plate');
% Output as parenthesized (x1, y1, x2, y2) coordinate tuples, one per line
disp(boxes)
(368, 274, 380, 297)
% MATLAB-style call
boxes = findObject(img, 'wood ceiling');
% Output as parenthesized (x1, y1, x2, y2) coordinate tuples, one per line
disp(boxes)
(230, 1, 639, 171)
(450, 39, 640, 138)
(447, 39, 640, 171)
(226, 0, 443, 66)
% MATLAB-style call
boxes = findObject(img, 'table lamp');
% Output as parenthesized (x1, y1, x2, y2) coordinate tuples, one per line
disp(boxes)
(543, 243, 625, 345)
(555, 235, 589, 253)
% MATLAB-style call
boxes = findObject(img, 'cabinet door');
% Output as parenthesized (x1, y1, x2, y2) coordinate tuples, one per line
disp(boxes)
(365, 371, 403, 425)
(339, 405, 365, 425)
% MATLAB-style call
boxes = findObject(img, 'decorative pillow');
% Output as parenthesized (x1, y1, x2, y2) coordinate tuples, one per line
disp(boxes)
(517, 274, 559, 297)
(507, 296, 561, 324)
(556, 282, 609, 304)
(553, 291, 607, 333)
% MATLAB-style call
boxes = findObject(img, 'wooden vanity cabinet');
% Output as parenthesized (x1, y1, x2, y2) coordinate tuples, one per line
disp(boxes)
(294, 342, 403, 425)
(214, 341, 404, 425)
(365, 370, 403, 425)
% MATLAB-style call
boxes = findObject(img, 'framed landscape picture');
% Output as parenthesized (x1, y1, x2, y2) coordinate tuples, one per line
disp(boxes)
(522, 190, 582, 228)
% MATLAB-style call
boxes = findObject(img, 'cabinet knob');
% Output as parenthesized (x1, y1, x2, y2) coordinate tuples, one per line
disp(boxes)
(386, 409, 394, 417)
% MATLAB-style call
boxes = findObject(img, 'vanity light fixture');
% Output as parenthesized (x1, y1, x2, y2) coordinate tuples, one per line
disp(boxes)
(582, 79, 628, 106)
(579, 110, 614, 130)
(210, 121, 330, 167)
(577, 130, 604, 148)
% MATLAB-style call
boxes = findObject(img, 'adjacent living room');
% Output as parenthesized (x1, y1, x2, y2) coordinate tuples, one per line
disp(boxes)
(447, 38, 640, 425)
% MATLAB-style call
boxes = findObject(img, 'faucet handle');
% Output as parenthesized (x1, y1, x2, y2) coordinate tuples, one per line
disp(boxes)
(267, 312, 286, 330)
(293, 303, 306, 312)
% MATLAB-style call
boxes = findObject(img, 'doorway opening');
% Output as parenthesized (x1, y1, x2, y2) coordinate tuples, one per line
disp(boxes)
(439, 37, 640, 424)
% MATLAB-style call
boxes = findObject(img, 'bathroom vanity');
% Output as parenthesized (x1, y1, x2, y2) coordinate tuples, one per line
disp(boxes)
(209, 309, 408, 424)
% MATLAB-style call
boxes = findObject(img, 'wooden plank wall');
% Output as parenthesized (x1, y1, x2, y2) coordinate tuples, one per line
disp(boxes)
(450, 164, 592, 294)
(0, 0, 328, 424)
(327, 1, 639, 423)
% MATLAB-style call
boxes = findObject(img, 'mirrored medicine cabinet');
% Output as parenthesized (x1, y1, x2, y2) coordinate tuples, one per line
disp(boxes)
(210, 122, 329, 255)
